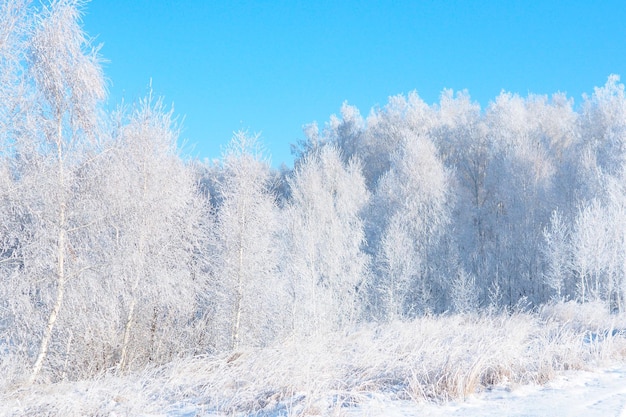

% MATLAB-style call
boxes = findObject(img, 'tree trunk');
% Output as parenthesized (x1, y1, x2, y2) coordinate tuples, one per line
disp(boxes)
(231, 201, 245, 350)
(117, 294, 137, 372)
(29, 228, 65, 383)
(118, 161, 148, 371)
(30, 117, 66, 384)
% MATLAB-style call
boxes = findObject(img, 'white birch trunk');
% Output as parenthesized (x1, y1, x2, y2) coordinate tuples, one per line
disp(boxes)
(231, 200, 245, 350)
(30, 117, 66, 384)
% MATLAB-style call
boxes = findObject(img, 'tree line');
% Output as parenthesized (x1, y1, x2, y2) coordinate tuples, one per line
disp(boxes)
(1, 0, 625, 384)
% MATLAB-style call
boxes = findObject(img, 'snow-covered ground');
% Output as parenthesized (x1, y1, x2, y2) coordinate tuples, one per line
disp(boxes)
(4, 307, 626, 416)
(15, 364, 620, 417)
(100, 364, 626, 416)
(70, 365, 626, 417)
(348, 365, 626, 417)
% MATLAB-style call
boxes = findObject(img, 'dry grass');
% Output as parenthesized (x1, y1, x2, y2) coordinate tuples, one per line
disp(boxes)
(2, 303, 626, 416)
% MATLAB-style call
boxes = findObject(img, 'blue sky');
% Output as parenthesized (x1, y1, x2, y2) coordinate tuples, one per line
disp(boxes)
(82, 0, 626, 167)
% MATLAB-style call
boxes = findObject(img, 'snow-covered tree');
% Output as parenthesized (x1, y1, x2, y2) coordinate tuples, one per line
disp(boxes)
(371, 133, 452, 316)
(542, 210, 571, 300)
(450, 269, 479, 314)
(21, 0, 105, 383)
(376, 215, 419, 320)
(571, 201, 610, 303)
(579, 75, 626, 184)
(284, 145, 369, 334)
(0, 0, 30, 147)
(213, 131, 284, 350)
(98, 95, 206, 372)
(361, 92, 435, 190)
(0, 0, 31, 347)
(431, 90, 493, 300)
(482, 92, 560, 306)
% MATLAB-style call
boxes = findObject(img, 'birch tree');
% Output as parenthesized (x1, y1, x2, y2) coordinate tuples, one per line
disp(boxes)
(213, 132, 283, 350)
(100, 96, 205, 372)
(24, 0, 105, 383)
(432, 90, 493, 297)
(372, 133, 451, 316)
(285, 145, 369, 334)
(542, 210, 571, 300)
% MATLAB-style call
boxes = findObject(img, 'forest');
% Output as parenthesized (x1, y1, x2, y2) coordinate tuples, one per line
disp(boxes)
(2, 1, 626, 409)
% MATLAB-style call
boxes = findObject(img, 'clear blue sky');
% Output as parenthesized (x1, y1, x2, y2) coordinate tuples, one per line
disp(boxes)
(82, 0, 626, 167)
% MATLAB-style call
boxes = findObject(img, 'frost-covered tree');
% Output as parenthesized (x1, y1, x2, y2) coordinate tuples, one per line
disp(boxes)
(603, 174, 626, 312)
(213, 132, 284, 350)
(284, 145, 369, 334)
(567, 76, 626, 310)
(376, 215, 419, 320)
(0, 0, 30, 147)
(431, 90, 493, 299)
(371, 133, 451, 316)
(326, 102, 365, 164)
(579, 75, 626, 185)
(542, 210, 571, 300)
(361, 92, 435, 190)
(567, 183, 626, 311)
(98, 96, 206, 372)
(571, 201, 609, 303)
(450, 269, 479, 314)
(0, 0, 30, 343)
(19, 0, 105, 383)
(483, 92, 560, 306)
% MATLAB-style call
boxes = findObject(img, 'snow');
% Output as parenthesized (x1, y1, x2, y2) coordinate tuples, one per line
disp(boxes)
(4, 310, 626, 416)
(89, 364, 626, 416)
(346, 365, 626, 417)
(3, 364, 626, 416)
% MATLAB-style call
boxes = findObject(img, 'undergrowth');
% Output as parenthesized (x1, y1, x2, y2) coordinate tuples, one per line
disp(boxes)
(2, 301, 626, 416)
